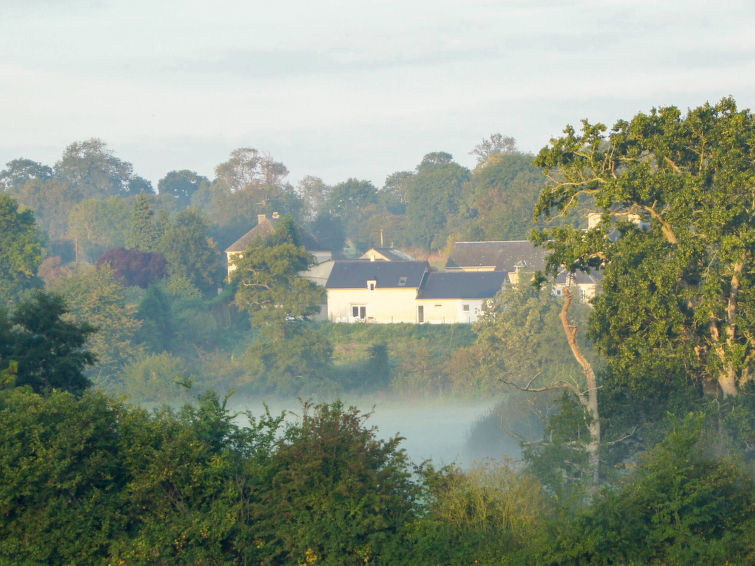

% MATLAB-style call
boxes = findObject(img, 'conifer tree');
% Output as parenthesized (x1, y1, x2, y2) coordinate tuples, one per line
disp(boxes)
(127, 193, 159, 251)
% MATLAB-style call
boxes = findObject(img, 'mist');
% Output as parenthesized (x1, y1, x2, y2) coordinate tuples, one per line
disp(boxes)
(228, 395, 522, 468)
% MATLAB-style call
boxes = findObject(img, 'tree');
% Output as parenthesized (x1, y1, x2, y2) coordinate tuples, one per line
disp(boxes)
(214, 147, 289, 193)
(537, 414, 755, 565)
(0, 158, 53, 193)
(0, 193, 43, 303)
(1, 292, 95, 395)
(158, 209, 222, 295)
(324, 178, 378, 244)
(51, 265, 142, 383)
(96, 247, 167, 288)
(232, 219, 323, 326)
(54, 138, 151, 199)
(127, 193, 160, 251)
(466, 152, 544, 240)
(380, 170, 413, 213)
(406, 153, 470, 250)
(533, 98, 755, 397)
(474, 282, 601, 488)
(296, 175, 331, 220)
(157, 169, 209, 207)
(67, 196, 131, 262)
(470, 133, 517, 168)
(254, 402, 418, 564)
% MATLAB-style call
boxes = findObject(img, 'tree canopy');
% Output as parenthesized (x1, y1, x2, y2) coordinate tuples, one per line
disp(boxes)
(232, 217, 323, 326)
(1, 292, 95, 395)
(533, 97, 755, 397)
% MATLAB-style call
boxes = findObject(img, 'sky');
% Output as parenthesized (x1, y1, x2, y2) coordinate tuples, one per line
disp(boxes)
(1, 0, 754, 190)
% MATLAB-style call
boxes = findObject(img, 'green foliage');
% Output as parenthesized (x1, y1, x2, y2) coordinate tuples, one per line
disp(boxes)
(0, 388, 430, 565)
(157, 169, 209, 207)
(533, 97, 755, 397)
(474, 282, 594, 391)
(54, 138, 151, 198)
(406, 153, 470, 250)
(0, 292, 95, 395)
(324, 178, 379, 248)
(120, 352, 191, 403)
(536, 414, 755, 565)
(232, 217, 323, 326)
(0, 388, 129, 564)
(51, 265, 142, 384)
(0, 193, 43, 303)
(67, 196, 131, 262)
(0, 158, 53, 193)
(241, 322, 336, 396)
(158, 208, 222, 295)
(466, 151, 544, 240)
(127, 193, 161, 251)
(409, 460, 548, 564)
(253, 401, 419, 564)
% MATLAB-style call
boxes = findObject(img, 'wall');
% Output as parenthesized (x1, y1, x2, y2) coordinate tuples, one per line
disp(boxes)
(416, 298, 486, 324)
(327, 287, 420, 323)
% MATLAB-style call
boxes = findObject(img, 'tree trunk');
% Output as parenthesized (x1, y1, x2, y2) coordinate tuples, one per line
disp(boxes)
(560, 288, 601, 488)
(711, 261, 743, 398)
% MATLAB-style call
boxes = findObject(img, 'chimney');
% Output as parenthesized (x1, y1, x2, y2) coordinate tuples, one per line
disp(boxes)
(257, 213, 266, 224)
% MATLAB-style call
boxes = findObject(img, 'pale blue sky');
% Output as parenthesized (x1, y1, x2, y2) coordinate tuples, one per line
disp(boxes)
(1, 0, 753, 188)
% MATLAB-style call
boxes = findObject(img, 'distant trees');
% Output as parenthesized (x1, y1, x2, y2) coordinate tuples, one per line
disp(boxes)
(54, 138, 152, 198)
(470, 133, 517, 168)
(406, 152, 470, 250)
(0, 194, 43, 303)
(465, 151, 543, 241)
(158, 169, 209, 207)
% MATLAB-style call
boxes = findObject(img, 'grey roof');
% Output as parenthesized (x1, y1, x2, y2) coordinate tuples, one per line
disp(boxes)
(326, 260, 428, 289)
(360, 248, 415, 261)
(554, 269, 601, 285)
(445, 241, 549, 272)
(226, 218, 325, 253)
(418, 271, 507, 300)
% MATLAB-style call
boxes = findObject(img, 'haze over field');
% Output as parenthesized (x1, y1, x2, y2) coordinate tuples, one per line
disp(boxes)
(2, 0, 754, 187)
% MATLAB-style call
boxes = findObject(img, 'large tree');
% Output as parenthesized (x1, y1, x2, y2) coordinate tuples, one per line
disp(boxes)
(0, 158, 53, 193)
(406, 153, 470, 250)
(533, 98, 755, 398)
(157, 169, 209, 207)
(54, 138, 151, 199)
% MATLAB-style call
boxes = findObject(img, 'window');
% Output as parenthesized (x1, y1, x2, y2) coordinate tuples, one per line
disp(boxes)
(367, 280, 376, 291)
(352, 305, 366, 320)
(417, 305, 424, 323)
(462, 304, 469, 312)
(398, 276, 408, 286)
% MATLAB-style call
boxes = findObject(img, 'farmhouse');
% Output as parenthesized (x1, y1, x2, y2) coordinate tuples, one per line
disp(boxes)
(225, 212, 332, 281)
(326, 260, 428, 323)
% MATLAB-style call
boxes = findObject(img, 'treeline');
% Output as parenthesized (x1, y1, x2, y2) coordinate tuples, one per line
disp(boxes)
(0, 132, 556, 398)
(0, 134, 550, 265)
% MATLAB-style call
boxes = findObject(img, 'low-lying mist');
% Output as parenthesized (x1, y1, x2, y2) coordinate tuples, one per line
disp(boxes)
(228, 395, 528, 468)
